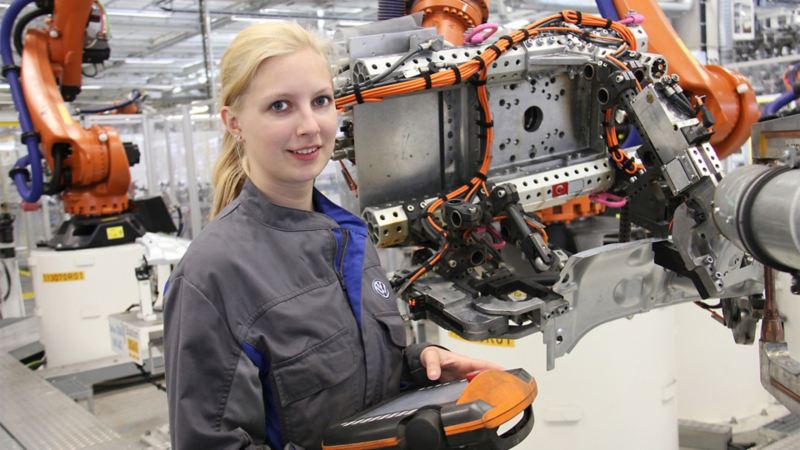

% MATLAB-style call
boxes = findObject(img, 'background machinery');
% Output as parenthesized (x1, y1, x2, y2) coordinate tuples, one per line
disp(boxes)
(333, 0, 800, 419)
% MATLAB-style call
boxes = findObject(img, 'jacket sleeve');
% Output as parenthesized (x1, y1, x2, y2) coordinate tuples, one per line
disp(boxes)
(164, 275, 272, 450)
(402, 343, 449, 387)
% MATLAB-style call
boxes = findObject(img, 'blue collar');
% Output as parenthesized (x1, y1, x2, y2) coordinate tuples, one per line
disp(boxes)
(313, 188, 365, 234)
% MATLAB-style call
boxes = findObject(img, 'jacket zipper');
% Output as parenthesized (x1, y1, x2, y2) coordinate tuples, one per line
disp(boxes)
(336, 228, 368, 409)
(335, 229, 349, 294)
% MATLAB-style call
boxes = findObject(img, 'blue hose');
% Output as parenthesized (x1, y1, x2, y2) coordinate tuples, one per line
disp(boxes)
(764, 90, 797, 116)
(595, 0, 621, 21)
(378, 0, 406, 21)
(1, 0, 44, 202)
(79, 90, 142, 114)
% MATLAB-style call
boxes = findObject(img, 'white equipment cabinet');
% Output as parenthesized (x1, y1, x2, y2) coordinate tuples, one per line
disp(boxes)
(30, 244, 143, 367)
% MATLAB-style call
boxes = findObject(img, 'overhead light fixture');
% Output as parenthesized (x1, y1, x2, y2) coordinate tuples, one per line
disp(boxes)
(106, 9, 171, 19)
(0, 83, 9, 90)
(124, 57, 176, 65)
(81, 85, 103, 90)
(231, 16, 281, 23)
(329, 7, 364, 14)
(336, 20, 370, 27)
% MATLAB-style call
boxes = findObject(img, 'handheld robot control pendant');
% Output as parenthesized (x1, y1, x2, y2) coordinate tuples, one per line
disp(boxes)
(322, 369, 537, 450)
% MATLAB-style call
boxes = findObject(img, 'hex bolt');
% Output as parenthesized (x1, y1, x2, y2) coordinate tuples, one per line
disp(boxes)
(497, 190, 506, 198)
(448, 259, 458, 268)
(98, 133, 109, 142)
(705, 256, 714, 265)
(406, 205, 415, 212)
(49, 30, 59, 39)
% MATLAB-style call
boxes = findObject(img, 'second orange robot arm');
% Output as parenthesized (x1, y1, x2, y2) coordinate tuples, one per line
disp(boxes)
(612, 0, 759, 158)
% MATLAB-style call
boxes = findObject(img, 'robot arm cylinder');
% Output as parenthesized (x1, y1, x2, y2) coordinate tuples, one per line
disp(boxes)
(713, 165, 800, 277)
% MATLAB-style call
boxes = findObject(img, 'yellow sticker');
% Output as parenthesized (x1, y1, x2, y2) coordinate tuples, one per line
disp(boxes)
(448, 331, 516, 347)
(106, 226, 125, 240)
(56, 103, 74, 126)
(42, 271, 85, 283)
(127, 338, 140, 360)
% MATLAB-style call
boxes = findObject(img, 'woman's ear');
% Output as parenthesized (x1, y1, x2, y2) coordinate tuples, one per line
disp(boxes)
(220, 106, 241, 138)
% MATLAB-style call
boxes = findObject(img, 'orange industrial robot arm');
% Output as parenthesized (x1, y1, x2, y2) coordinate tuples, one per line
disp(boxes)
(19, 0, 135, 216)
(611, 0, 760, 158)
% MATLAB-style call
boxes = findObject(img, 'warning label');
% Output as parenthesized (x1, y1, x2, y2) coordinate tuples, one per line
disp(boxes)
(448, 331, 516, 347)
(106, 226, 125, 240)
(42, 272, 85, 283)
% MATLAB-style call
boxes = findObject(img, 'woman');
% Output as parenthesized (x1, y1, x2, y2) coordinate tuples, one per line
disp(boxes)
(164, 22, 501, 450)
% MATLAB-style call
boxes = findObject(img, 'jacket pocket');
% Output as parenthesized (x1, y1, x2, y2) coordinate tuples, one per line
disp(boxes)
(372, 311, 409, 348)
(272, 328, 357, 406)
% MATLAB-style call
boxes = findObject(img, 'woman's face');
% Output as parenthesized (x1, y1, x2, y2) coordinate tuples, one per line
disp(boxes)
(230, 48, 337, 193)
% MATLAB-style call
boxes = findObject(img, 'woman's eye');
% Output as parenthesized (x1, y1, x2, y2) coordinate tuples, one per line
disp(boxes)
(271, 101, 289, 112)
(313, 96, 332, 107)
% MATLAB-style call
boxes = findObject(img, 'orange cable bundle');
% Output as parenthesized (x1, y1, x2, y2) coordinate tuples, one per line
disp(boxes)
(337, 11, 641, 286)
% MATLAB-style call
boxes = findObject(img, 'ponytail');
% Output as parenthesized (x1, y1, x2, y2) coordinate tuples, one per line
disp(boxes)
(210, 133, 248, 218)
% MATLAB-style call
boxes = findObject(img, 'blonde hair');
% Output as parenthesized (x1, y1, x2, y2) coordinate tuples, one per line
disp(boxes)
(210, 22, 332, 218)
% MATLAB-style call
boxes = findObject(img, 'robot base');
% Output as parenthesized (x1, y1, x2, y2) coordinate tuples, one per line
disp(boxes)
(49, 212, 146, 250)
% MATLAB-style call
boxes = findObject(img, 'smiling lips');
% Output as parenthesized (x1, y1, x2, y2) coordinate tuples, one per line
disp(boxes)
(288, 146, 320, 161)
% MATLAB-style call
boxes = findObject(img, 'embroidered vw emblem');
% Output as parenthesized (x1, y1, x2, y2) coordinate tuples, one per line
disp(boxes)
(372, 280, 390, 299)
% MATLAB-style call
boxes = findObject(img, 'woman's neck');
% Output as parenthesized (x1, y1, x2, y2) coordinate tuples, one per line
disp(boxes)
(251, 176, 314, 211)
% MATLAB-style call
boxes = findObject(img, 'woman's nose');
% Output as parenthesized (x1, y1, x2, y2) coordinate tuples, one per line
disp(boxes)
(296, 106, 321, 136)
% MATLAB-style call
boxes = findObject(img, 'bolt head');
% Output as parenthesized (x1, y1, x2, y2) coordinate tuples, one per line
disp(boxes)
(49, 30, 59, 39)
(98, 133, 109, 142)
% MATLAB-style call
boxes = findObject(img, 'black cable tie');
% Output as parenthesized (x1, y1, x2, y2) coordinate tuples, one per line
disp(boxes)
(605, 18, 613, 29)
(575, 11, 582, 25)
(421, 212, 432, 219)
(439, 195, 449, 203)
(8, 167, 30, 182)
(487, 44, 502, 56)
(1, 64, 19, 78)
(468, 74, 487, 86)
(473, 172, 487, 181)
(423, 72, 432, 90)
(471, 56, 486, 71)
(476, 119, 494, 128)
(477, 133, 487, 139)
(353, 83, 364, 104)
(521, 29, 531, 40)
(608, 145, 620, 152)
(498, 35, 514, 48)
(20, 131, 40, 144)
(601, 121, 611, 127)
(622, 158, 635, 171)
(451, 67, 462, 84)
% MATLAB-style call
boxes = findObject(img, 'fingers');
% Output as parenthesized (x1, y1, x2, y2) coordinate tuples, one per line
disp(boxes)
(420, 347, 505, 382)
(421, 346, 442, 381)
(439, 353, 505, 381)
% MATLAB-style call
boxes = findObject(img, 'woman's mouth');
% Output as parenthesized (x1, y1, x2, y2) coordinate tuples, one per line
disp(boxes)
(288, 146, 320, 161)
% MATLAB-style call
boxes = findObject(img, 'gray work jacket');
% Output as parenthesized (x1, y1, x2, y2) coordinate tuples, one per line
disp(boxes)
(164, 180, 431, 450)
